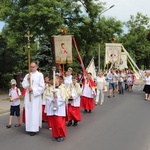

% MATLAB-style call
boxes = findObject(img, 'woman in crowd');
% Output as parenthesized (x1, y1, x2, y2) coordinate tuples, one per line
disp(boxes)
(143, 71, 150, 100)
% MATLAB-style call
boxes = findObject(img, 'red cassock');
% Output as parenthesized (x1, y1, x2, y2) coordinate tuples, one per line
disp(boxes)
(49, 116, 66, 138)
(42, 105, 48, 121)
(21, 88, 26, 96)
(80, 78, 96, 110)
(47, 116, 52, 128)
(22, 107, 25, 123)
(80, 96, 95, 110)
(67, 104, 81, 121)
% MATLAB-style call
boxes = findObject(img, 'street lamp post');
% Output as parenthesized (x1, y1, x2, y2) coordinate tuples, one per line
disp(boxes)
(98, 5, 115, 71)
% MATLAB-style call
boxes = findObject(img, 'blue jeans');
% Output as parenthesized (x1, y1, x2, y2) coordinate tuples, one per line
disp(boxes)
(118, 82, 124, 94)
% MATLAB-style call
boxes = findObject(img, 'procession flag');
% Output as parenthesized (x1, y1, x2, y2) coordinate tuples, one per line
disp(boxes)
(53, 35, 73, 64)
(105, 43, 122, 66)
(116, 52, 128, 70)
(86, 57, 96, 80)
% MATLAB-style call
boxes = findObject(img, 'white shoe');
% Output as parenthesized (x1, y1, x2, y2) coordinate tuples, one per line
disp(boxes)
(95, 102, 98, 106)
(49, 128, 52, 130)
(100, 102, 103, 105)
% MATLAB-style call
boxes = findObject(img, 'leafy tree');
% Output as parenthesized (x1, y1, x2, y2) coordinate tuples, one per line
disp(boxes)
(120, 12, 150, 69)
(0, 0, 123, 73)
(34, 37, 53, 72)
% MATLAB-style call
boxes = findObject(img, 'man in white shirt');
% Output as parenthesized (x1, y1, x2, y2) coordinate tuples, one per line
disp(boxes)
(107, 68, 118, 98)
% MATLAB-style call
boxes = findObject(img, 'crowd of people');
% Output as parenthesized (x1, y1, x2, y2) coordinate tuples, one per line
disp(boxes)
(6, 61, 150, 142)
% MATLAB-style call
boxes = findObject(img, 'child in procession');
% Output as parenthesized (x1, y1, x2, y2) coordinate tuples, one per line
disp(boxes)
(46, 75, 68, 142)
(67, 76, 82, 126)
(6, 79, 21, 128)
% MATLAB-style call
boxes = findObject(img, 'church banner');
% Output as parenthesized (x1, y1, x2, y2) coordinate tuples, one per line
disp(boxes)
(119, 52, 128, 69)
(115, 52, 128, 69)
(53, 35, 72, 64)
(86, 57, 96, 80)
(105, 43, 122, 65)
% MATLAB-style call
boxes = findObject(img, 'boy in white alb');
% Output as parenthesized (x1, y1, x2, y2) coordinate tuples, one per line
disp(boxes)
(67, 76, 82, 126)
(46, 75, 68, 142)
(6, 79, 21, 128)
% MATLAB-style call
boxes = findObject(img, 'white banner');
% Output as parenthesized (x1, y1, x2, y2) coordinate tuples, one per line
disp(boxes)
(105, 43, 122, 65)
(116, 52, 128, 70)
(53, 35, 72, 64)
(86, 57, 96, 80)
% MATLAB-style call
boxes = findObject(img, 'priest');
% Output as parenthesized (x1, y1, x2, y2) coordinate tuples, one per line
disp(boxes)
(22, 62, 45, 136)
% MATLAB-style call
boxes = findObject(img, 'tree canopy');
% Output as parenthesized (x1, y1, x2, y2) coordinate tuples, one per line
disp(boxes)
(0, 0, 149, 83)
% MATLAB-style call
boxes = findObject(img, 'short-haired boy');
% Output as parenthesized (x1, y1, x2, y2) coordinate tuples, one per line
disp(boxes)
(6, 79, 21, 128)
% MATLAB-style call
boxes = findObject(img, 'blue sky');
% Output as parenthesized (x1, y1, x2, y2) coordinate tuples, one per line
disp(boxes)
(0, 0, 150, 32)
(0, 21, 5, 32)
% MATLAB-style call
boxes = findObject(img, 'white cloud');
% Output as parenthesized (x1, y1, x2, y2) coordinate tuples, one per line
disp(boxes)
(100, 0, 150, 21)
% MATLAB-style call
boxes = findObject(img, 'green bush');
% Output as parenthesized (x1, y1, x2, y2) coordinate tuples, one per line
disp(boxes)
(0, 73, 13, 89)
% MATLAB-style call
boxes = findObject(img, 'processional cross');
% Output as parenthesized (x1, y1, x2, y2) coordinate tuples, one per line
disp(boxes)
(25, 31, 33, 101)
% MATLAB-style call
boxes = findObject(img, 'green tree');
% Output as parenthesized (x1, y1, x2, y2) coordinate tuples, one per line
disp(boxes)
(120, 12, 150, 69)
(34, 37, 53, 72)
(0, 0, 123, 73)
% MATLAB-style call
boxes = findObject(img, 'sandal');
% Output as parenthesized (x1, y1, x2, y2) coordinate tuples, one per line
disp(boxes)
(14, 124, 21, 127)
(6, 124, 11, 128)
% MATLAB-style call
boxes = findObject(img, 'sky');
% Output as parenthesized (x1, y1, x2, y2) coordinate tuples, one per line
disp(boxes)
(100, 0, 150, 21)
(0, 0, 150, 32)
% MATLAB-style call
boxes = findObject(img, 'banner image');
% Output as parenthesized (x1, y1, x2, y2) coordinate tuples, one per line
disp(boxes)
(105, 43, 122, 65)
(53, 35, 72, 64)
(117, 52, 128, 70)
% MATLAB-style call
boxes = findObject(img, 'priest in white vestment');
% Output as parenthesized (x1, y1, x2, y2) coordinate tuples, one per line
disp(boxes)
(22, 62, 45, 136)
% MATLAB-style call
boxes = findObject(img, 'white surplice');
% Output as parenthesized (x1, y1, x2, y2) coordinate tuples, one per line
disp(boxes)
(45, 85, 67, 117)
(22, 71, 45, 132)
(67, 83, 82, 107)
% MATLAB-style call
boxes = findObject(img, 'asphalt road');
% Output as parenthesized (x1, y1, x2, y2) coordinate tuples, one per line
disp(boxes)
(0, 90, 150, 150)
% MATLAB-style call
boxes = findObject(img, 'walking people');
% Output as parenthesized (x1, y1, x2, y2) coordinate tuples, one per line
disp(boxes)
(46, 75, 68, 142)
(42, 74, 50, 122)
(22, 62, 45, 136)
(95, 72, 106, 105)
(118, 70, 125, 94)
(126, 70, 135, 92)
(43, 80, 53, 129)
(143, 71, 150, 100)
(67, 76, 82, 126)
(107, 68, 118, 98)
(80, 72, 96, 113)
(64, 67, 73, 87)
(6, 79, 21, 128)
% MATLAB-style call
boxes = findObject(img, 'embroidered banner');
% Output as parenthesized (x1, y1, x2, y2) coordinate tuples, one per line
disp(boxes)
(116, 52, 128, 70)
(53, 35, 72, 64)
(105, 43, 122, 65)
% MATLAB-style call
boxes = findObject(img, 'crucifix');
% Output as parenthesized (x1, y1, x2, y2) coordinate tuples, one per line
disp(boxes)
(25, 31, 33, 101)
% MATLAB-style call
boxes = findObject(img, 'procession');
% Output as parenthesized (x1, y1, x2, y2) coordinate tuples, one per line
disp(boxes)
(4, 35, 150, 143)
(0, 1, 150, 149)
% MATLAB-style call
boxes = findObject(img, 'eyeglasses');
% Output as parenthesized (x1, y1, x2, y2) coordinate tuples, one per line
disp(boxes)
(30, 66, 36, 68)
